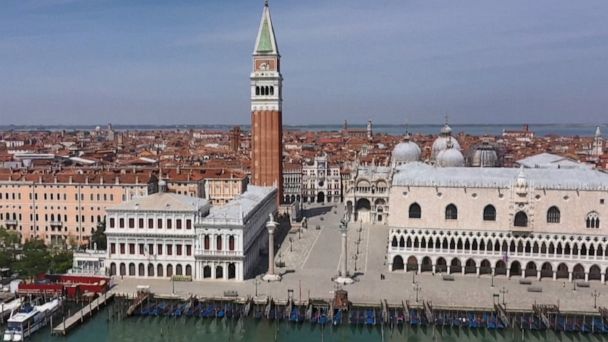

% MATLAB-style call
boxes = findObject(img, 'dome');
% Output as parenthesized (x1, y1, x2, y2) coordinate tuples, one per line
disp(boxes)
(469, 142, 498, 167)
(440, 123, 452, 135)
(431, 136, 461, 159)
(392, 139, 421, 165)
(436, 146, 465, 167)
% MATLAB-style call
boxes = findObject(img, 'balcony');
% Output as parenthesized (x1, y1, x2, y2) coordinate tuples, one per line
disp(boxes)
(195, 249, 242, 257)
(4, 220, 17, 226)
(49, 221, 64, 227)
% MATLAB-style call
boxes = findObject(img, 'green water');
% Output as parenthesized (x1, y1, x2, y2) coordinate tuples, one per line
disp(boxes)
(29, 306, 606, 342)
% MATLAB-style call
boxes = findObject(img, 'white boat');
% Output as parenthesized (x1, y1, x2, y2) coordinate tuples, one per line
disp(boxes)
(0, 298, 23, 318)
(3, 298, 61, 341)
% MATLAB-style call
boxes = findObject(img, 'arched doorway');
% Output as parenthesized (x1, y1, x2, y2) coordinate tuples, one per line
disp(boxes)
(138, 263, 145, 277)
(540, 262, 553, 279)
(480, 260, 492, 275)
(406, 256, 418, 272)
(495, 260, 507, 275)
(147, 264, 154, 277)
(524, 262, 537, 278)
(228, 263, 236, 279)
(110, 263, 116, 276)
(317, 192, 325, 203)
(128, 263, 135, 276)
(157, 264, 164, 277)
(185, 265, 192, 277)
(421, 257, 432, 272)
(215, 265, 224, 279)
(355, 198, 372, 223)
(450, 258, 462, 274)
(392, 255, 404, 271)
(556, 263, 569, 279)
(166, 264, 173, 277)
(203, 265, 211, 278)
(176, 264, 183, 276)
(572, 264, 584, 280)
(589, 265, 601, 281)
(436, 257, 447, 273)
(465, 259, 476, 274)
(509, 261, 521, 277)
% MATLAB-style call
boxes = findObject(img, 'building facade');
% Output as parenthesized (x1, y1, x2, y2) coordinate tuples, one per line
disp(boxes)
(194, 186, 277, 281)
(0, 172, 156, 245)
(250, 2, 283, 202)
(387, 162, 608, 283)
(301, 155, 341, 204)
(282, 163, 302, 204)
(344, 165, 391, 224)
(105, 189, 210, 279)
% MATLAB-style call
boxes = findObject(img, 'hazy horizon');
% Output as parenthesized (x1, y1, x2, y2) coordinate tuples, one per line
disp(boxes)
(1, 0, 607, 125)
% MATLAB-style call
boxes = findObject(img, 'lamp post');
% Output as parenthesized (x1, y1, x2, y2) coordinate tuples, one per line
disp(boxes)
(592, 290, 600, 309)
(335, 214, 353, 285)
(500, 287, 508, 306)
(413, 281, 422, 303)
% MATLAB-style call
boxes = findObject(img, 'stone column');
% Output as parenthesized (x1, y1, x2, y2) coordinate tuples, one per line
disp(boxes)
(476, 267, 480, 277)
(263, 214, 281, 282)
(335, 215, 353, 285)
(568, 272, 573, 282)
(506, 268, 511, 278)
(432, 265, 436, 275)
(553, 271, 557, 281)
(585, 272, 589, 282)
(601, 273, 605, 284)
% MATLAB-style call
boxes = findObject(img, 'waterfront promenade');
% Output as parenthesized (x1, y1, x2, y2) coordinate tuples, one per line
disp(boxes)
(112, 204, 607, 313)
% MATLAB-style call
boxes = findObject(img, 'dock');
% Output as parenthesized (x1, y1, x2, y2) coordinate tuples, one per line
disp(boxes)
(52, 292, 115, 336)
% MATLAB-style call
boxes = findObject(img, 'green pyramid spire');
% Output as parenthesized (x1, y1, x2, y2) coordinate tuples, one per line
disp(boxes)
(253, 2, 278, 55)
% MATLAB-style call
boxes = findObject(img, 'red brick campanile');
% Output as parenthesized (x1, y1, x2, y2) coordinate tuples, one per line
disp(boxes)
(251, 1, 283, 204)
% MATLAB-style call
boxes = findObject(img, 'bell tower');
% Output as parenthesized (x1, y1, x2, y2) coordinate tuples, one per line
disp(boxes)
(251, 0, 283, 202)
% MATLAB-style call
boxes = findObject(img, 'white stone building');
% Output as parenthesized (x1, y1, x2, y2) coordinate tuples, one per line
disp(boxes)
(302, 155, 341, 204)
(105, 191, 210, 279)
(387, 162, 608, 283)
(194, 186, 277, 281)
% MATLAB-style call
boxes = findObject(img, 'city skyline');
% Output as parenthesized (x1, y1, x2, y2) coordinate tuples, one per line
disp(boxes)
(1, 0, 608, 125)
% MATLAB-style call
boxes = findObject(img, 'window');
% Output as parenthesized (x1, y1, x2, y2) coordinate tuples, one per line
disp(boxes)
(120, 243, 125, 254)
(547, 206, 560, 223)
(229, 236, 235, 251)
(514, 211, 528, 227)
(148, 218, 154, 229)
(204, 235, 210, 250)
(157, 218, 163, 229)
(408, 203, 421, 219)
(167, 219, 172, 229)
(483, 205, 496, 221)
(445, 204, 458, 220)
(167, 245, 173, 255)
(139, 243, 145, 255)
(186, 219, 192, 229)
(157, 244, 163, 255)
(586, 212, 600, 228)
(216, 236, 222, 250)
(177, 245, 182, 256)
(186, 245, 192, 256)
(128, 218, 134, 228)
(148, 243, 154, 255)
(110, 243, 116, 254)
(119, 218, 124, 227)
(129, 243, 135, 254)
(176, 219, 182, 229)
(138, 218, 144, 229)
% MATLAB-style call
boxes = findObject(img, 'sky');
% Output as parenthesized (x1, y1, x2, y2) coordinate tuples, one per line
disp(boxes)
(1, 0, 607, 126)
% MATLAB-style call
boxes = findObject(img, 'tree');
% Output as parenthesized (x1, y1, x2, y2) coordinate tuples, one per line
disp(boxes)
(50, 251, 73, 274)
(15, 238, 51, 279)
(0, 227, 19, 269)
(91, 220, 107, 250)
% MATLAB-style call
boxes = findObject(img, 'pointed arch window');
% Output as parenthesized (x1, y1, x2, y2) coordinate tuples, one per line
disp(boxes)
(408, 203, 421, 219)
(514, 211, 528, 227)
(445, 204, 458, 220)
(547, 206, 560, 223)
(483, 205, 496, 221)
(586, 212, 600, 228)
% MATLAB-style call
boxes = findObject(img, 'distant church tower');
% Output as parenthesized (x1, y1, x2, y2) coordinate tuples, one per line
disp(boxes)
(592, 126, 603, 157)
(251, 0, 283, 202)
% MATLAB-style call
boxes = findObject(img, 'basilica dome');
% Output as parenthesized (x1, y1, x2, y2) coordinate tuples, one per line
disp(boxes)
(431, 123, 461, 159)
(469, 141, 498, 167)
(392, 136, 421, 166)
(436, 144, 465, 167)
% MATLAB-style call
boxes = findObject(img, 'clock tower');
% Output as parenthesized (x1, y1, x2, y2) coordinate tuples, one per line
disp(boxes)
(251, 0, 283, 203)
